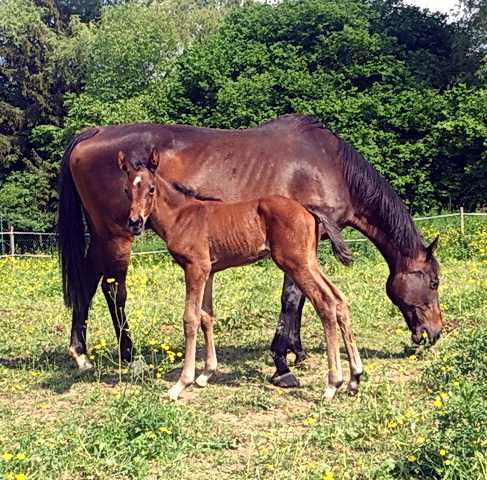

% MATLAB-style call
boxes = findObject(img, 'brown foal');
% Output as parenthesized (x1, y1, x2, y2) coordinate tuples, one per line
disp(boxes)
(119, 148, 362, 401)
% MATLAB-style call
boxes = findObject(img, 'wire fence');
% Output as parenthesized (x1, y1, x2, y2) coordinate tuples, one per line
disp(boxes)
(1, 209, 486, 258)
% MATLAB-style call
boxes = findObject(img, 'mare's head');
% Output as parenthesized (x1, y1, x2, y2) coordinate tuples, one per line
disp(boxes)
(118, 149, 159, 235)
(386, 236, 442, 345)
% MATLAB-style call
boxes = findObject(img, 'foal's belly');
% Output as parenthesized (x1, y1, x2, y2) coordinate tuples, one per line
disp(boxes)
(210, 241, 271, 272)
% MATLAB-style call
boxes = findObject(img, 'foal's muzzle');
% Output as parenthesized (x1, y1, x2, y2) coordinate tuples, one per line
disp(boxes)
(128, 216, 144, 235)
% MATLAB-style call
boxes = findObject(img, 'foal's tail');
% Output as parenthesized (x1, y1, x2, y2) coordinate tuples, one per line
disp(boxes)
(306, 205, 352, 267)
(57, 128, 99, 311)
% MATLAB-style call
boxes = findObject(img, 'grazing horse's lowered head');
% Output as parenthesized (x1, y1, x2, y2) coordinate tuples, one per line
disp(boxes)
(118, 150, 159, 235)
(386, 236, 442, 345)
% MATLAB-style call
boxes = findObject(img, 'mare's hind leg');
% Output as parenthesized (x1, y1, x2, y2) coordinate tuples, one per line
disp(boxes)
(100, 236, 134, 363)
(195, 273, 218, 388)
(69, 244, 103, 370)
(270, 275, 306, 388)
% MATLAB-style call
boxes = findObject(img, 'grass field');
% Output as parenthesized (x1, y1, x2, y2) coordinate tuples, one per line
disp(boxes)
(0, 219, 486, 480)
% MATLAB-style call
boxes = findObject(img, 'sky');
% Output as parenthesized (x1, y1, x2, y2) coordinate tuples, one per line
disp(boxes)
(404, 0, 461, 17)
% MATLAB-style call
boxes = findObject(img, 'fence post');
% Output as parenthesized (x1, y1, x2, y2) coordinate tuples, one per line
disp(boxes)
(460, 207, 464, 235)
(9, 226, 14, 256)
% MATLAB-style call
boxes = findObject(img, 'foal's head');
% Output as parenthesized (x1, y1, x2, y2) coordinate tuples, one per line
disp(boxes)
(118, 149, 159, 235)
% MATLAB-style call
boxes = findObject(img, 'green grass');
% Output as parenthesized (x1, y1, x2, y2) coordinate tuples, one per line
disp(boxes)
(0, 220, 486, 480)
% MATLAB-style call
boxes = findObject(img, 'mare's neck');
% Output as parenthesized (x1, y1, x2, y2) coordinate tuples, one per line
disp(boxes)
(348, 215, 418, 271)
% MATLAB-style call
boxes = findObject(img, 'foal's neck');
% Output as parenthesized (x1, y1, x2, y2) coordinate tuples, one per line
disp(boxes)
(151, 175, 200, 235)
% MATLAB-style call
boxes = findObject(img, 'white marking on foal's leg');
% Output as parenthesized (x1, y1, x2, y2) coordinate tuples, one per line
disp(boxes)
(133, 176, 142, 186)
(69, 348, 93, 371)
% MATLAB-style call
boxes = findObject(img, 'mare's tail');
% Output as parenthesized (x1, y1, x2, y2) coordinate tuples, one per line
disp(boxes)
(306, 205, 352, 267)
(57, 128, 99, 311)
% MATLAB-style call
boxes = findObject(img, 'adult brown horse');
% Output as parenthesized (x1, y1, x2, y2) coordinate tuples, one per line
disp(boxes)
(58, 114, 442, 387)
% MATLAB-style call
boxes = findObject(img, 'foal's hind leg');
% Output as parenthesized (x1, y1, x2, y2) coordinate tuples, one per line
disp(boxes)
(195, 273, 218, 388)
(313, 270, 363, 395)
(69, 243, 103, 370)
(100, 236, 134, 363)
(270, 275, 306, 388)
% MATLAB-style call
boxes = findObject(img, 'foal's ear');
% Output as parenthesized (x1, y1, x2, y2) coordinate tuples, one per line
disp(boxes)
(148, 148, 160, 173)
(117, 151, 130, 172)
(425, 235, 439, 260)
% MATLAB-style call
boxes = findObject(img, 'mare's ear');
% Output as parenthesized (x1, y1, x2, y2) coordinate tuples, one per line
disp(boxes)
(148, 148, 160, 173)
(117, 151, 130, 172)
(425, 235, 439, 260)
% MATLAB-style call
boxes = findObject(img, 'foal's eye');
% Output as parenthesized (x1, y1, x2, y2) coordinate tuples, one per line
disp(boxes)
(149, 186, 155, 195)
(124, 188, 129, 195)
(431, 281, 439, 289)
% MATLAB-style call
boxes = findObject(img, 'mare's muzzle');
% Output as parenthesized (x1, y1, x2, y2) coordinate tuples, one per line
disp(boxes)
(411, 325, 441, 346)
(128, 216, 144, 235)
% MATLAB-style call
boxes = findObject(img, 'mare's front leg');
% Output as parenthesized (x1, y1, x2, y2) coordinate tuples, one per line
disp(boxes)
(195, 273, 218, 388)
(168, 263, 209, 401)
(269, 275, 306, 388)
(100, 236, 134, 363)
(69, 243, 103, 370)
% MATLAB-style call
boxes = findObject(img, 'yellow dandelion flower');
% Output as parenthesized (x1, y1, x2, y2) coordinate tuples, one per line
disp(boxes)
(1, 453, 13, 461)
(323, 471, 334, 480)
(416, 437, 426, 444)
(444, 459, 451, 466)
(146, 432, 156, 439)
(16, 453, 26, 460)
(439, 449, 446, 456)
(387, 421, 397, 428)
(407, 455, 417, 462)
(15, 475, 26, 480)
(106, 278, 116, 283)
(433, 399, 442, 407)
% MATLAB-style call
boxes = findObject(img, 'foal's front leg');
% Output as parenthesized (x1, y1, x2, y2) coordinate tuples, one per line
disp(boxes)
(167, 264, 209, 401)
(195, 273, 217, 388)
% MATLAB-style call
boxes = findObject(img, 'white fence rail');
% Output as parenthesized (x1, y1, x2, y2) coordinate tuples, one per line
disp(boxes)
(1, 210, 486, 258)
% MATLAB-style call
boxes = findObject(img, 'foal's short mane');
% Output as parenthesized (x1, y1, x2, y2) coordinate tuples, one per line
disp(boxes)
(337, 139, 423, 256)
(171, 182, 221, 202)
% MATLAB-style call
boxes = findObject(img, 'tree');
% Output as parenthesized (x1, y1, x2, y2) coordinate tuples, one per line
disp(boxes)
(165, 0, 456, 211)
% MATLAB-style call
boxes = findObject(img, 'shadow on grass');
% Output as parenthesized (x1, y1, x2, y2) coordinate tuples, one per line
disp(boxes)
(0, 339, 417, 395)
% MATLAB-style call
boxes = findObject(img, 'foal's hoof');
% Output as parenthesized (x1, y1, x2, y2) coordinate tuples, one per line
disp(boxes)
(269, 371, 300, 388)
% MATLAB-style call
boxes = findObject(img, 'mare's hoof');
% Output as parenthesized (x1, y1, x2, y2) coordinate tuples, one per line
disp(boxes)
(269, 371, 300, 388)
(130, 358, 148, 378)
(294, 351, 308, 366)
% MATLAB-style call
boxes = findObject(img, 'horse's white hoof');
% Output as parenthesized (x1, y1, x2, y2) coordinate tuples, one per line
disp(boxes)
(195, 376, 208, 388)
(167, 387, 180, 401)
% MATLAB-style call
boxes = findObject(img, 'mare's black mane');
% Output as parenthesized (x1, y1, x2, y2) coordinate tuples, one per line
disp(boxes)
(338, 139, 422, 256)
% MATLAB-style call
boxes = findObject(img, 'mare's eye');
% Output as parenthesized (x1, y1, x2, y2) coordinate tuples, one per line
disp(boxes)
(149, 186, 155, 195)
(124, 188, 129, 195)
(431, 281, 439, 289)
